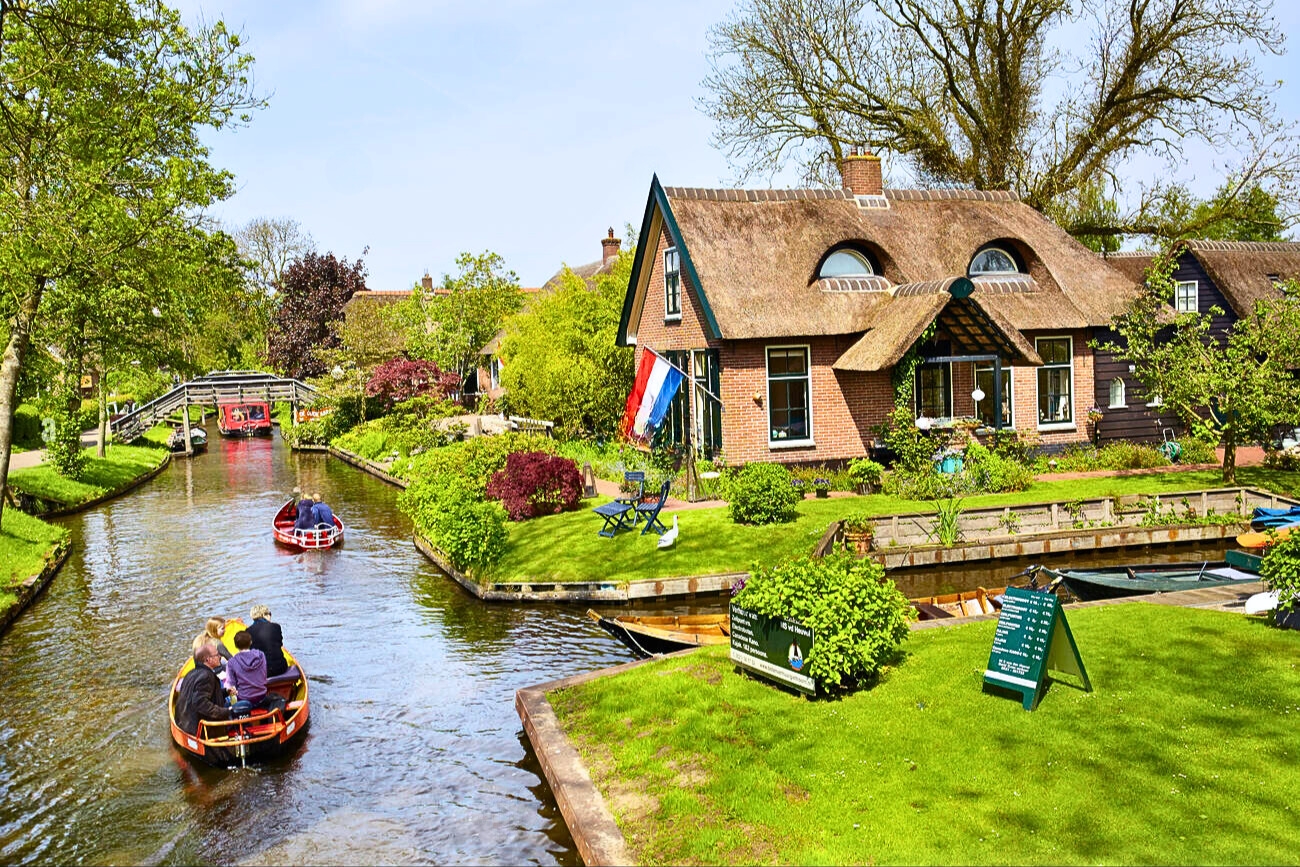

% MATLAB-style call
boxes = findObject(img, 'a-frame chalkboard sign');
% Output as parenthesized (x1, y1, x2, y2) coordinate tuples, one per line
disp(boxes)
(983, 587, 1091, 710)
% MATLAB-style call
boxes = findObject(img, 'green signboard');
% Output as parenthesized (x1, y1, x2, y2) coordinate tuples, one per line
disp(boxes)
(729, 602, 816, 695)
(983, 587, 1091, 710)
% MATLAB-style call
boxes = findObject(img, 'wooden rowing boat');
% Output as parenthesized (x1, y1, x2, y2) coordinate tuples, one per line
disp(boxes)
(168, 619, 310, 767)
(1237, 524, 1298, 550)
(1045, 553, 1260, 602)
(588, 609, 730, 658)
(909, 586, 1006, 620)
(272, 498, 344, 550)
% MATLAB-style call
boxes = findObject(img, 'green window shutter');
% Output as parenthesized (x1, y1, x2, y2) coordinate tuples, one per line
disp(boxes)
(706, 349, 722, 457)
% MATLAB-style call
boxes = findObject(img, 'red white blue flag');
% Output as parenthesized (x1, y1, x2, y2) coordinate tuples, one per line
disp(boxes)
(620, 350, 686, 439)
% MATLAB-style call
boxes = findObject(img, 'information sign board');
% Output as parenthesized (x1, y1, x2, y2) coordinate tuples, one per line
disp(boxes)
(983, 587, 1091, 710)
(729, 602, 816, 695)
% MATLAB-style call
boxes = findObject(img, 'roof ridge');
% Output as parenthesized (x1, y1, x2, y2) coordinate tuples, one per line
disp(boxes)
(659, 185, 1019, 203)
(1186, 239, 1300, 253)
(1101, 250, 1157, 258)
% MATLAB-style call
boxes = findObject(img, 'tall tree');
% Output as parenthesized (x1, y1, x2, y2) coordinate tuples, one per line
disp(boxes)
(265, 252, 367, 380)
(0, 0, 260, 521)
(498, 250, 636, 436)
(392, 251, 524, 397)
(235, 217, 316, 294)
(702, 0, 1298, 241)
(1096, 249, 1300, 484)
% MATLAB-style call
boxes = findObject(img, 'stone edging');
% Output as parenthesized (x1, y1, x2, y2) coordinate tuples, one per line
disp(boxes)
(325, 446, 409, 489)
(520, 580, 1266, 864)
(0, 537, 72, 636)
(40, 451, 172, 518)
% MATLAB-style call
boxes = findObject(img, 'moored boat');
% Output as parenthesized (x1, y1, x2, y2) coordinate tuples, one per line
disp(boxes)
(910, 586, 1005, 620)
(1249, 504, 1300, 531)
(1045, 551, 1260, 602)
(1237, 525, 1297, 550)
(168, 427, 207, 454)
(272, 499, 344, 549)
(217, 401, 272, 437)
(588, 609, 729, 658)
(168, 619, 309, 767)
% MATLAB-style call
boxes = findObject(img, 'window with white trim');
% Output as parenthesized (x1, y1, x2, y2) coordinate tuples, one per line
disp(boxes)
(1174, 280, 1198, 313)
(1036, 336, 1073, 426)
(767, 346, 811, 444)
(490, 357, 502, 390)
(914, 362, 952, 420)
(974, 363, 1013, 427)
(1109, 377, 1126, 408)
(819, 249, 874, 278)
(969, 247, 1020, 276)
(664, 248, 681, 319)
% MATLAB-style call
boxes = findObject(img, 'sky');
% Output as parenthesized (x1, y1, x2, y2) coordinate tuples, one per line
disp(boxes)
(180, 0, 1300, 292)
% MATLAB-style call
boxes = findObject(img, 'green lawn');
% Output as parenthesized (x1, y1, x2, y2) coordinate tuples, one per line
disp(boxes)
(0, 509, 68, 614)
(551, 604, 1300, 865)
(7, 444, 168, 507)
(491, 468, 1300, 583)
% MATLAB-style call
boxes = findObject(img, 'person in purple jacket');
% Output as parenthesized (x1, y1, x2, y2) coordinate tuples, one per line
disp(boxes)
(226, 631, 286, 714)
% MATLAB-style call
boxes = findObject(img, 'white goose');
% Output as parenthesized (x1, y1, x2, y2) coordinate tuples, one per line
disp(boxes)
(657, 514, 679, 549)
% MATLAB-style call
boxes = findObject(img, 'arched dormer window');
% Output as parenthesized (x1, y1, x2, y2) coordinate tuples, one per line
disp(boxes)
(819, 249, 874, 278)
(968, 246, 1021, 276)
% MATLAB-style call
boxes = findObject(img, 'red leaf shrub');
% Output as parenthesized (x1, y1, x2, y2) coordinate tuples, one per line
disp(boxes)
(366, 358, 459, 409)
(486, 451, 583, 521)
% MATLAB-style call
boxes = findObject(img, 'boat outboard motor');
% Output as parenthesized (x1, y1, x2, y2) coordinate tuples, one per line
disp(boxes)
(230, 700, 254, 768)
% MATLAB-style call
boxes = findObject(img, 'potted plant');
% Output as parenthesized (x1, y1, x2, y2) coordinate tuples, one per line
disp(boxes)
(790, 477, 806, 498)
(842, 511, 874, 555)
(848, 458, 884, 495)
(813, 477, 832, 498)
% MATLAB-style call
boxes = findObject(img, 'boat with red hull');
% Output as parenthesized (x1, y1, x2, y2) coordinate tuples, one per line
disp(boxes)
(168, 619, 310, 768)
(272, 499, 344, 549)
(217, 401, 273, 437)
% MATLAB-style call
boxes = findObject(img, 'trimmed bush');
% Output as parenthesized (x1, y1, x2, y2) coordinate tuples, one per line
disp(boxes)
(391, 432, 556, 492)
(961, 441, 1033, 493)
(405, 480, 508, 574)
(13, 404, 42, 449)
(728, 462, 800, 525)
(1178, 435, 1218, 465)
(486, 451, 583, 521)
(848, 457, 884, 493)
(733, 552, 911, 691)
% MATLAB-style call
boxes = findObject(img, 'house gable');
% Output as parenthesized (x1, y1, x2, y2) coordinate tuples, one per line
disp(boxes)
(617, 175, 722, 346)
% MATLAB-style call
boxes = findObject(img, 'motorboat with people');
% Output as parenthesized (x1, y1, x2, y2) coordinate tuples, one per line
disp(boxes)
(168, 618, 309, 767)
(272, 498, 344, 549)
(217, 401, 272, 437)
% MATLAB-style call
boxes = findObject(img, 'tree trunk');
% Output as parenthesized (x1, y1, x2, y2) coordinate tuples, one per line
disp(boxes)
(0, 280, 46, 527)
(96, 357, 108, 458)
(1222, 429, 1237, 485)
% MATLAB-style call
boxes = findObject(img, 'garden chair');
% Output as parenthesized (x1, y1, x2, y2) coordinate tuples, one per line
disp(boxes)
(617, 471, 646, 525)
(636, 480, 672, 536)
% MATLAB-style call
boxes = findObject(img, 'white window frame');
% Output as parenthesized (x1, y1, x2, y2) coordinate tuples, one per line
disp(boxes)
(819, 249, 874, 278)
(973, 363, 1014, 428)
(1146, 392, 1163, 408)
(489, 357, 501, 390)
(969, 246, 1021, 276)
(664, 247, 682, 321)
(1174, 280, 1198, 314)
(1108, 377, 1126, 409)
(1035, 335, 1075, 431)
(914, 361, 953, 421)
(765, 344, 813, 448)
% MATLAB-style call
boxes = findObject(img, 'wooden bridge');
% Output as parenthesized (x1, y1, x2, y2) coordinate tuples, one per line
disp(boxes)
(110, 371, 319, 443)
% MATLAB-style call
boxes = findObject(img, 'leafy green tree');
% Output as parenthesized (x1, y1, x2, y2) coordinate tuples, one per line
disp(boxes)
(702, 0, 1297, 243)
(393, 251, 524, 395)
(497, 250, 635, 436)
(1096, 249, 1300, 484)
(0, 0, 260, 516)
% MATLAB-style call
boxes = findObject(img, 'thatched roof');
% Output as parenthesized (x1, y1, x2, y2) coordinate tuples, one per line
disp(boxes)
(1102, 241, 1300, 318)
(621, 180, 1136, 359)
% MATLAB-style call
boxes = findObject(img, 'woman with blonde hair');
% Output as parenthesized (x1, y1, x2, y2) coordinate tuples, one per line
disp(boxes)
(191, 616, 233, 662)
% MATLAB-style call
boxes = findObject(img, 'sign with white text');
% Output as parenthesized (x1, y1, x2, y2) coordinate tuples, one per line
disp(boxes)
(729, 603, 816, 695)
(983, 587, 1091, 710)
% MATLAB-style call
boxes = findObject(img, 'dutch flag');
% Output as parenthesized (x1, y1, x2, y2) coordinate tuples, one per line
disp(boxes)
(620, 350, 686, 439)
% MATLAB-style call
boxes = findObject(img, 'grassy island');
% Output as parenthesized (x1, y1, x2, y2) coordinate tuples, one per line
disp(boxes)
(550, 604, 1299, 865)
(0, 510, 69, 614)
(7, 444, 168, 510)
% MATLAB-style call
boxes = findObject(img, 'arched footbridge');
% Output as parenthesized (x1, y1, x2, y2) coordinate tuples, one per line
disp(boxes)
(110, 371, 319, 442)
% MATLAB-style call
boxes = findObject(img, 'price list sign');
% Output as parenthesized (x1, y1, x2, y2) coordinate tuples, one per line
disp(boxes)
(983, 587, 1091, 710)
(729, 602, 816, 695)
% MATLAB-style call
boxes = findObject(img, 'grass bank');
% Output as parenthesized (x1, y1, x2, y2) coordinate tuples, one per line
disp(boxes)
(7, 444, 168, 509)
(551, 605, 1299, 865)
(491, 467, 1299, 583)
(0, 509, 68, 615)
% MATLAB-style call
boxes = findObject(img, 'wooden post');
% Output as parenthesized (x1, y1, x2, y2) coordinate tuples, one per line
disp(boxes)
(181, 393, 193, 457)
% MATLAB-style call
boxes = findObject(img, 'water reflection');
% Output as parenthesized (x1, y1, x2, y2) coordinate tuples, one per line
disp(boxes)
(0, 436, 631, 866)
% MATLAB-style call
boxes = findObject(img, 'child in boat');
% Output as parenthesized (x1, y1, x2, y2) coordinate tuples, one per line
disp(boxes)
(226, 630, 286, 715)
(191, 617, 232, 670)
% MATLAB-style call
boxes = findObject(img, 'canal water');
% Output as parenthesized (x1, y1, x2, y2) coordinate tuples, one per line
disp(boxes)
(0, 437, 633, 866)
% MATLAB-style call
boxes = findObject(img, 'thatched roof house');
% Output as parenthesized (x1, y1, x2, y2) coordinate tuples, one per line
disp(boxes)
(617, 155, 1146, 465)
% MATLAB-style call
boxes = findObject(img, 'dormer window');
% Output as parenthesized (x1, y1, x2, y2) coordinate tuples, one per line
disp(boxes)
(969, 246, 1021, 276)
(664, 248, 681, 319)
(819, 249, 874, 278)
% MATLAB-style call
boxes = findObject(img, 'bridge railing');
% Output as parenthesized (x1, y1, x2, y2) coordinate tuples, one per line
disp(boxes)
(110, 373, 319, 441)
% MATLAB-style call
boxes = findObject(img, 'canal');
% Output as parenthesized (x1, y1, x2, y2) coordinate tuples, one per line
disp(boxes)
(0, 437, 633, 866)
(0, 436, 1241, 864)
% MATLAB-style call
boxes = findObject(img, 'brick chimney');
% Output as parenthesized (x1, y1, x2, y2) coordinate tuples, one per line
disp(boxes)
(421, 271, 433, 291)
(601, 227, 620, 266)
(839, 147, 883, 197)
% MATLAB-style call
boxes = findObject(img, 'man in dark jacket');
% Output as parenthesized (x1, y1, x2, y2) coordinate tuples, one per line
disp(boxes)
(176, 645, 231, 736)
(310, 493, 334, 530)
(294, 493, 316, 531)
(248, 604, 289, 677)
